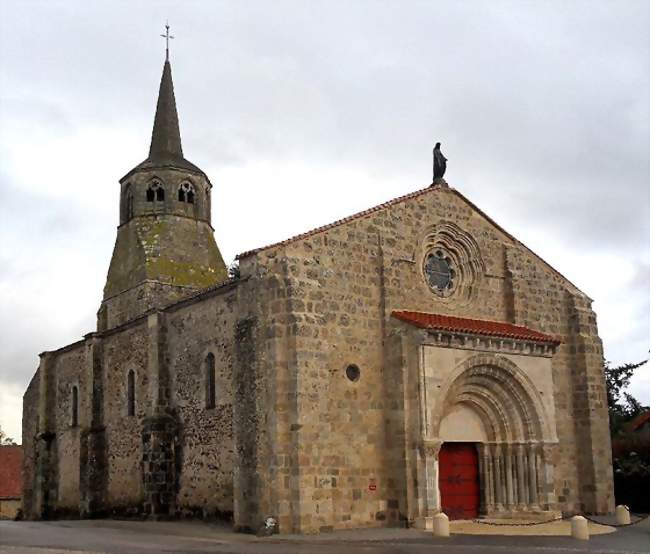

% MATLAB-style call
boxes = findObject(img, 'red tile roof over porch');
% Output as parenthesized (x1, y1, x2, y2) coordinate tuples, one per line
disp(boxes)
(0, 445, 23, 500)
(627, 410, 650, 432)
(392, 310, 561, 345)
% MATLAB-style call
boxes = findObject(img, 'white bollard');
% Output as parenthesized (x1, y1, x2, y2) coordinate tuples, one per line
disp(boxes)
(615, 505, 631, 525)
(432, 512, 450, 537)
(571, 515, 589, 540)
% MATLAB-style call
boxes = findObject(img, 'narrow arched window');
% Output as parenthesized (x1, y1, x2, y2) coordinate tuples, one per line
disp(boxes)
(127, 370, 135, 416)
(206, 353, 216, 409)
(178, 182, 195, 204)
(146, 181, 165, 202)
(126, 191, 134, 220)
(71, 385, 79, 427)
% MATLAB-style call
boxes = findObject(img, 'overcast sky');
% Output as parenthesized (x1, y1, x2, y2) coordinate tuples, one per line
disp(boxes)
(0, 1, 648, 443)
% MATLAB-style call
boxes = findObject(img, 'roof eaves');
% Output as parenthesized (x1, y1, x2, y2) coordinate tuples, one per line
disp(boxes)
(391, 310, 561, 345)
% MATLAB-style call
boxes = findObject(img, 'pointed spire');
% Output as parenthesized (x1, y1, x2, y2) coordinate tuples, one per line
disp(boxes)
(148, 60, 183, 163)
(122, 54, 204, 180)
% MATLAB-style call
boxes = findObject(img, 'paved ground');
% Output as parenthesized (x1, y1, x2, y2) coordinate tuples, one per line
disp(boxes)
(0, 517, 649, 554)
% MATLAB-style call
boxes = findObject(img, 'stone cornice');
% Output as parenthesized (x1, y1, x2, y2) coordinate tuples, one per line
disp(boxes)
(422, 329, 558, 358)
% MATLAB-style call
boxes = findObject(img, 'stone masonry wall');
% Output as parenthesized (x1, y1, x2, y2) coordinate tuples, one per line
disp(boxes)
(101, 323, 149, 510)
(23, 283, 239, 521)
(165, 286, 238, 518)
(22, 182, 612, 529)
(242, 184, 613, 531)
(230, 268, 276, 533)
(52, 345, 87, 513)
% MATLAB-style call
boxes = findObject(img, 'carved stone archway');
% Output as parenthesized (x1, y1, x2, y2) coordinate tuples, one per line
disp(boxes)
(417, 354, 558, 522)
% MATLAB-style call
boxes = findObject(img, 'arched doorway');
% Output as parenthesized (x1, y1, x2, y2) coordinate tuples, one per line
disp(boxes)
(437, 404, 487, 519)
(423, 355, 557, 519)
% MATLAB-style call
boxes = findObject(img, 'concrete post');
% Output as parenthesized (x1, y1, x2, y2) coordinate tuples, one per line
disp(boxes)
(615, 505, 630, 525)
(571, 516, 589, 540)
(432, 512, 450, 537)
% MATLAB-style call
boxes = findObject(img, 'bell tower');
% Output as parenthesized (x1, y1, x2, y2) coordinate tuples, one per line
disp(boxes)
(98, 57, 227, 330)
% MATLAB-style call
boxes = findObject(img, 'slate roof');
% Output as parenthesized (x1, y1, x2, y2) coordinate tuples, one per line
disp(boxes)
(123, 59, 205, 179)
(392, 310, 561, 345)
(0, 445, 22, 500)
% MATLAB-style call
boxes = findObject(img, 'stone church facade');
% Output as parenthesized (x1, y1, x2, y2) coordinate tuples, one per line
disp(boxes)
(22, 57, 614, 533)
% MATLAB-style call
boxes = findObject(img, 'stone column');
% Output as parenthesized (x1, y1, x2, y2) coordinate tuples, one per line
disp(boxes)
(504, 445, 514, 509)
(535, 444, 545, 510)
(493, 444, 504, 512)
(478, 443, 493, 514)
(423, 439, 443, 517)
(487, 446, 495, 514)
(511, 449, 519, 507)
(516, 443, 527, 511)
(527, 443, 539, 509)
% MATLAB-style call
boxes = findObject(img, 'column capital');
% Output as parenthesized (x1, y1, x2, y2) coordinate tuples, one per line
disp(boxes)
(422, 438, 443, 459)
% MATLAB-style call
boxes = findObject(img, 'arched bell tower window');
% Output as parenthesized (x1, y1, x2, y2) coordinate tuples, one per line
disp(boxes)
(205, 353, 216, 409)
(126, 190, 134, 220)
(178, 182, 195, 204)
(127, 370, 136, 417)
(146, 181, 165, 202)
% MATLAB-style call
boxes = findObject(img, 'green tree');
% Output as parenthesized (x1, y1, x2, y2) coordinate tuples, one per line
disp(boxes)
(0, 424, 17, 445)
(605, 354, 648, 436)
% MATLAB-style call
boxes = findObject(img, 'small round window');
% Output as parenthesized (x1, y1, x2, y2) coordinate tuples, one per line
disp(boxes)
(424, 250, 456, 294)
(346, 364, 360, 382)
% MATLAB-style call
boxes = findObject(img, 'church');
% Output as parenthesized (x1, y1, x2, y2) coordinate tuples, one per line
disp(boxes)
(21, 53, 614, 534)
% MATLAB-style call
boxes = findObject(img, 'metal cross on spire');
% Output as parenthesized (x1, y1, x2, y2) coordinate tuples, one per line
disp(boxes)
(161, 21, 174, 61)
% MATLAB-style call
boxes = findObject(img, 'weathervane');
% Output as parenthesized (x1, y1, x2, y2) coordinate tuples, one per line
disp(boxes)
(161, 21, 174, 61)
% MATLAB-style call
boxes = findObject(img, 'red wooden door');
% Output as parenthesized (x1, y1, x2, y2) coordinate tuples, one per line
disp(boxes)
(439, 442, 480, 520)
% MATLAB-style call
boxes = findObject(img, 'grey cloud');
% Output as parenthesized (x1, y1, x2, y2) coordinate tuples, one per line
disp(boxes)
(0, 0, 648, 427)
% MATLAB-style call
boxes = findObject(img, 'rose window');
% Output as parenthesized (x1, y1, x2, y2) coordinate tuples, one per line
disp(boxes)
(424, 250, 456, 293)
